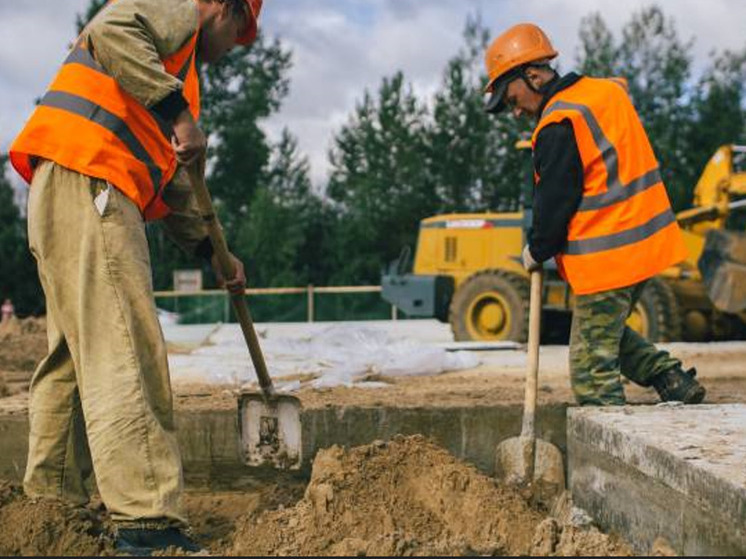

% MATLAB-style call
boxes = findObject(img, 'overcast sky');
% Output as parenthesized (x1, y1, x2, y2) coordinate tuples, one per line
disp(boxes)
(3, 0, 746, 186)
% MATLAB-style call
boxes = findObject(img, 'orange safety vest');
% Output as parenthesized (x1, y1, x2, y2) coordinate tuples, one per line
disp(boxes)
(10, 27, 200, 221)
(531, 76, 687, 295)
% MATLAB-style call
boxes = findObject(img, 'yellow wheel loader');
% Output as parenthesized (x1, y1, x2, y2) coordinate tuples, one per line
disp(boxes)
(382, 145, 746, 343)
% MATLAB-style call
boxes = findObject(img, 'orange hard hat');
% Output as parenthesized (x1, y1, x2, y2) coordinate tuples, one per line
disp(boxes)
(236, 0, 262, 45)
(483, 23, 558, 113)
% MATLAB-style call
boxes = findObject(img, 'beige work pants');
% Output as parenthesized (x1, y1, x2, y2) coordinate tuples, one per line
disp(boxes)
(25, 161, 184, 524)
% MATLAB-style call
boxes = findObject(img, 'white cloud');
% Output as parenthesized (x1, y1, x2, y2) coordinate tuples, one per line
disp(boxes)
(0, 0, 89, 149)
(3, 0, 746, 187)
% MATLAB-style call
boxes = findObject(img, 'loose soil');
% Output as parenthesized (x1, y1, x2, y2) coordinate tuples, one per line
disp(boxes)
(0, 481, 110, 557)
(228, 435, 630, 557)
(0, 437, 632, 557)
(0, 317, 46, 373)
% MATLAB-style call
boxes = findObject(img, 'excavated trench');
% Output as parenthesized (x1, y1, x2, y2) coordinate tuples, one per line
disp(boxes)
(0, 436, 632, 557)
(4, 316, 745, 555)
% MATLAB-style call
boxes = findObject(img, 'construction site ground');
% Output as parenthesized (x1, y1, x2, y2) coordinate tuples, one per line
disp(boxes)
(2, 317, 746, 413)
(1, 317, 745, 555)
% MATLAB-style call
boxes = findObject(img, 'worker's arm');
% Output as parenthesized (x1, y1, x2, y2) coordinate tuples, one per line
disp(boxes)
(83, 0, 204, 162)
(529, 121, 584, 262)
(160, 168, 212, 257)
(161, 169, 247, 295)
(83, 0, 197, 115)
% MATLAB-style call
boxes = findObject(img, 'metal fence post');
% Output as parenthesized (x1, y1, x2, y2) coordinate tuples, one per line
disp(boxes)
(307, 284, 315, 322)
(391, 305, 398, 321)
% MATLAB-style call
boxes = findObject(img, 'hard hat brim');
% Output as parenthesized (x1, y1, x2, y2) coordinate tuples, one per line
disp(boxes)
(484, 78, 509, 114)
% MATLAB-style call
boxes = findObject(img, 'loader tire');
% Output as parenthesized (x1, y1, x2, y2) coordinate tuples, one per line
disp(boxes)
(627, 277, 682, 342)
(449, 270, 530, 342)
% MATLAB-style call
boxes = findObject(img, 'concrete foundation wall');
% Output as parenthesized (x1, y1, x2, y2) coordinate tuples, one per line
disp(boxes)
(0, 404, 568, 489)
(568, 405, 746, 556)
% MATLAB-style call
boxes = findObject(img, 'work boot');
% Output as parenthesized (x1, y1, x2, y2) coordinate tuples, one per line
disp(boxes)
(115, 526, 206, 556)
(652, 367, 706, 404)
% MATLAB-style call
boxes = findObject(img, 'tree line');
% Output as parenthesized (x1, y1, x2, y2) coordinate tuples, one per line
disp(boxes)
(2, 4, 746, 315)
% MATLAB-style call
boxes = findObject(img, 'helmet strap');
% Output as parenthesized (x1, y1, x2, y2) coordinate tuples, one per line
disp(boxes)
(519, 64, 558, 99)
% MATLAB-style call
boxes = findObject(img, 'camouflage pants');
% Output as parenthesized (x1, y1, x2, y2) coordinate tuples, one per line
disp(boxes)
(569, 281, 681, 406)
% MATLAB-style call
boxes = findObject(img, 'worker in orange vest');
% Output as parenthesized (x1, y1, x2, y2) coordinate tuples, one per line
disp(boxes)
(9, 0, 261, 554)
(483, 23, 706, 406)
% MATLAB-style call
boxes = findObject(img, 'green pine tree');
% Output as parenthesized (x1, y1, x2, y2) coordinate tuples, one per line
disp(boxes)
(430, 17, 532, 213)
(327, 72, 436, 283)
(0, 157, 43, 315)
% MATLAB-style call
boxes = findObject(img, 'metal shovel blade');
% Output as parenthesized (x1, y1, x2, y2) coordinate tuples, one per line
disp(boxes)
(698, 229, 746, 313)
(238, 392, 302, 470)
(495, 435, 565, 495)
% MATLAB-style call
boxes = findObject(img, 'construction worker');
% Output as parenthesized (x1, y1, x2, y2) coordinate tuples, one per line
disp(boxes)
(9, 0, 262, 554)
(0, 299, 14, 325)
(483, 23, 706, 406)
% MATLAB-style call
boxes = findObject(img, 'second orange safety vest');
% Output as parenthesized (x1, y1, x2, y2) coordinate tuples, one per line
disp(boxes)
(10, 24, 201, 221)
(531, 77, 687, 295)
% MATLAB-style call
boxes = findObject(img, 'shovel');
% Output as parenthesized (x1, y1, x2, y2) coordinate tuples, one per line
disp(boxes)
(698, 229, 746, 313)
(186, 164, 302, 470)
(494, 268, 564, 496)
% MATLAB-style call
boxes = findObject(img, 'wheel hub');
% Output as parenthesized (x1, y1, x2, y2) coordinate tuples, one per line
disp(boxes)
(467, 292, 512, 339)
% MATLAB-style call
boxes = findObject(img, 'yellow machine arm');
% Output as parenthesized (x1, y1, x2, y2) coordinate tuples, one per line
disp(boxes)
(677, 145, 746, 231)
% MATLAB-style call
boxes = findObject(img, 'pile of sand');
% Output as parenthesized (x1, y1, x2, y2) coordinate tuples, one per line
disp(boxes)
(0, 316, 47, 373)
(228, 435, 632, 557)
(0, 482, 111, 557)
(0, 437, 632, 556)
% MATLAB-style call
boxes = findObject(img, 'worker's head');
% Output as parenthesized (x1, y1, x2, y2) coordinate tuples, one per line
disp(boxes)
(484, 23, 558, 119)
(198, 0, 262, 63)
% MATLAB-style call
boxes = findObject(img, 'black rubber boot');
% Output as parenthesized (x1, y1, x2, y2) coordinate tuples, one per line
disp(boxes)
(115, 526, 205, 556)
(652, 366, 706, 404)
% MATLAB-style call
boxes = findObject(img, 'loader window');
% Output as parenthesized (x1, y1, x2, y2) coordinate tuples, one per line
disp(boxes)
(445, 236, 458, 262)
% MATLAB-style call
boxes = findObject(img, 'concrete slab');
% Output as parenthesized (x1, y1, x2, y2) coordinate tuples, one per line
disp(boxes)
(568, 404, 746, 556)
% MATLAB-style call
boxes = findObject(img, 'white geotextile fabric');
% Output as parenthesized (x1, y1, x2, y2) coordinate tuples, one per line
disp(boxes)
(168, 323, 480, 390)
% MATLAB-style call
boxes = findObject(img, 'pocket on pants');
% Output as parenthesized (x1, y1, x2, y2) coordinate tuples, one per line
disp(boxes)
(90, 181, 124, 221)
(90, 181, 111, 217)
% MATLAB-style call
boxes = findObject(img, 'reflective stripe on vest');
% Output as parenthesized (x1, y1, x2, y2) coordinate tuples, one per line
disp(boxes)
(39, 90, 163, 192)
(63, 45, 183, 142)
(532, 77, 687, 294)
(564, 208, 676, 256)
(543, 100, 663, 214)
(9, 30, 199, 221)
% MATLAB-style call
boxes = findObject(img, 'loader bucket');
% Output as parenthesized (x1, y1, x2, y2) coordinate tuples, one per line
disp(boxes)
(698, 229, 746, 313)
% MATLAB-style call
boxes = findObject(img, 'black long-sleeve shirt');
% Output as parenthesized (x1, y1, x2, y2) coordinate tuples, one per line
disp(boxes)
(528, 73, 585, 263)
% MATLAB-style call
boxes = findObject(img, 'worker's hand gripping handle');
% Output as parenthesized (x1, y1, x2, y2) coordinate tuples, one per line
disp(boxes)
(186, 161, 276, 399)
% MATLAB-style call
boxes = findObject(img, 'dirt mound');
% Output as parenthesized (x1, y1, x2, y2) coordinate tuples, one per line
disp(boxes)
(0, 481, 112, 557)
(0, 480, 306, 557)
(184, 482, 305, 551)
(229, 435, 632, 557)
(0, 316, 47, 373)
(0, 316, 46, 337)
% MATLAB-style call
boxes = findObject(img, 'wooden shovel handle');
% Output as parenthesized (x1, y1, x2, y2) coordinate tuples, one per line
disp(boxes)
(520, 268, 543, 440)
(186, 163, 275, 398)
